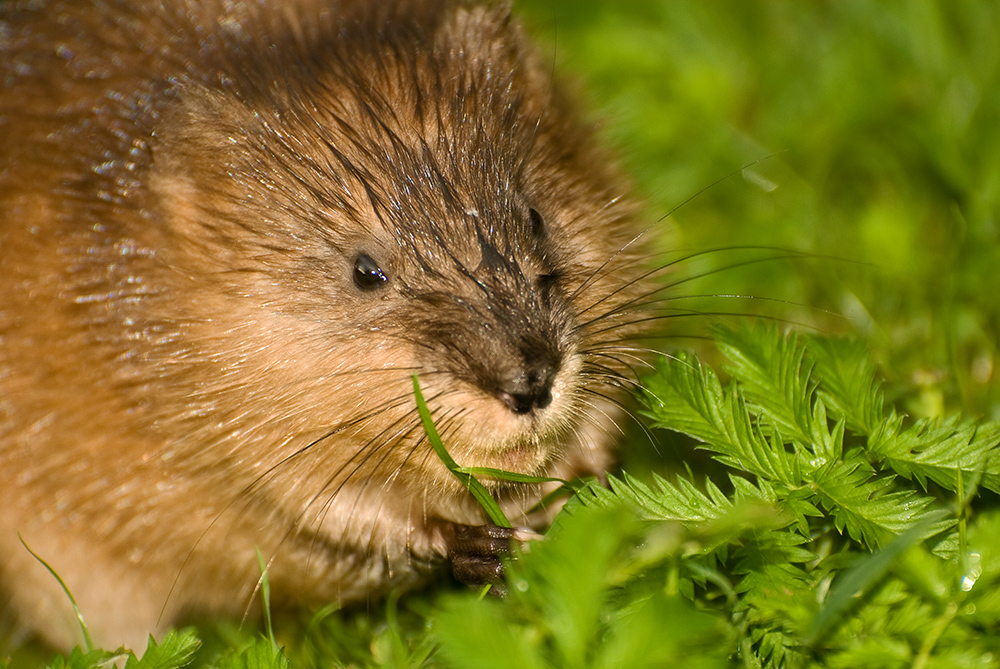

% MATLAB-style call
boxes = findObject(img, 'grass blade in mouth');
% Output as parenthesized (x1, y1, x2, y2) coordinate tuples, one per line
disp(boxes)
(412, 374, 511, 527)
(411, 376, 580, 527)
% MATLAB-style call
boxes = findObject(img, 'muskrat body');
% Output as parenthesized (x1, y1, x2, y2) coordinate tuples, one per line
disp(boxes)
(0, 0, 647, 650)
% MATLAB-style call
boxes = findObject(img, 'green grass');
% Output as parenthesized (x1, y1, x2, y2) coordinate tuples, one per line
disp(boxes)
(6, 1, 1000, 667)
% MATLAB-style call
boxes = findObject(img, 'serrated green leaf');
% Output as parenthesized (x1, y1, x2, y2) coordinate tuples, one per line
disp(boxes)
(806, 519, 936, 645)
(716, 324, 818, 450)
(583, 471, 784, 528)
(123, 630, 200, 669)
(730, 527, 817, 662)
(869, 415, 1000, 494)
(46, 647, 126, 669)
(750, 629, 805, 669)
(810, 459, 950, 549)
(602, 471, 733, 522)
(642, 353, 806, 485)
(213, 638, 289, 669)
(640, 350, 733, 446)
(807, 336, 887, 435)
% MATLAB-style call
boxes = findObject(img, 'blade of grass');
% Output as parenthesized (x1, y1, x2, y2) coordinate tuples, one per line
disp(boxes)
(255, 548, 277, 650)
(19, 534, 94, 652)
(412, 375, 510, 528)
(453, 466, 563, 484)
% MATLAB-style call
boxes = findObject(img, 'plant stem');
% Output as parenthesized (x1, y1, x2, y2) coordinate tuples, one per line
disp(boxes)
(911, 601, 958, 669)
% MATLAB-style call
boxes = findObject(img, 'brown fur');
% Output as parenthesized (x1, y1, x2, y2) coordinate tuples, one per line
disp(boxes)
(0, 0, 648, 650)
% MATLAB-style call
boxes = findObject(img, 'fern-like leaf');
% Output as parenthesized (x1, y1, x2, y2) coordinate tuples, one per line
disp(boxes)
(582, 471, 750, 522)
(869, 415, 1000, 493)
(124, 631, 201, 669)
(809, 458, 950, 549)
(807, 336, 887, 434)
(642, 353, 807, 485)
(716, 325, 818, 449)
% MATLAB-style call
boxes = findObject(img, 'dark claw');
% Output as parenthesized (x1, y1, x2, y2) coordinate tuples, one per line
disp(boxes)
(443, 523, 526, 596)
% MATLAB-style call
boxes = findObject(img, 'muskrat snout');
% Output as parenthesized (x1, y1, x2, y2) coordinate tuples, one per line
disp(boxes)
(492, 351, 559, 415)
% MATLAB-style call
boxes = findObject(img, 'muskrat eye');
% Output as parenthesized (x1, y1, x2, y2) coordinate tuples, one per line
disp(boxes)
(353, 253, 388, 290)
(529, 207, 545, 237)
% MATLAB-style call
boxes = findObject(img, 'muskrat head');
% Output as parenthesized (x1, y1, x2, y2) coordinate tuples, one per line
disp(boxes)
(367, 190, 584, 476)
(146, 2, 645, 500)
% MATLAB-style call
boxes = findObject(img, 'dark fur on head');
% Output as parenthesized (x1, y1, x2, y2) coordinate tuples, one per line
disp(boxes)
(0, 0, 649, 651)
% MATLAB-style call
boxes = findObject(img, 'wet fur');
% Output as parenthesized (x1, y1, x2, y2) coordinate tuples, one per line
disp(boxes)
(0, 0, 649, 650)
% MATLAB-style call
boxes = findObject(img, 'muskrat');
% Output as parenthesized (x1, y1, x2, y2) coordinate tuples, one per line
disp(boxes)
(0, 0, 649, 651)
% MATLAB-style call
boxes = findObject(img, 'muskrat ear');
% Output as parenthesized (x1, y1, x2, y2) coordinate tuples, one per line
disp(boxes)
(433, 2, 551, 126)
(148, 86, 254, 260)
(150, 86, 231, 183)
(148, 87, 230, 218)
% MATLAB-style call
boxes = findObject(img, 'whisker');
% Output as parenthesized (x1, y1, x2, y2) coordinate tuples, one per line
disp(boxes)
(576, 249, 809, 324)
(585, 349, 658, 374)
(568, 152, 787, 305)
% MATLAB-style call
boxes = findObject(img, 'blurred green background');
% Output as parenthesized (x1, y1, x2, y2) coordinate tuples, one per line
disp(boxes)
(517, 0, 1000, 420)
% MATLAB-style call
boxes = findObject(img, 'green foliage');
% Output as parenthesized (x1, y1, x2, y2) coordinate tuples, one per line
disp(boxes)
(18, 538, 95, 655)
(212, 638, 288, 669)
(42, 630, 200, 669)
(412, 376, 572, 529)
(123, 632, 201, 669)
(426, 325, 1000, 668)
(412, 375, 512, 528)
(433, 507, 728, 669)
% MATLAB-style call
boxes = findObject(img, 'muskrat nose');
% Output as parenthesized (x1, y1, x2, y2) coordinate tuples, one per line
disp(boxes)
(497, 387, 553, 414)
(495, 365, 555, 415)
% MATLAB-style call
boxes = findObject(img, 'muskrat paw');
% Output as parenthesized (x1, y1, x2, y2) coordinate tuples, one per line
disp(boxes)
(444, 523, 541, 596)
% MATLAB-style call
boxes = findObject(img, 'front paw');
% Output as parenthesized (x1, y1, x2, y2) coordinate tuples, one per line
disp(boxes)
(443, 523, 541, 596)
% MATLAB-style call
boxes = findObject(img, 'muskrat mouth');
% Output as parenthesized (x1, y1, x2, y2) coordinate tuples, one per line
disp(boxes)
(457, 425, 561, 476)
(489, 444, 550, 475)
(429, 357, 579, 469)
